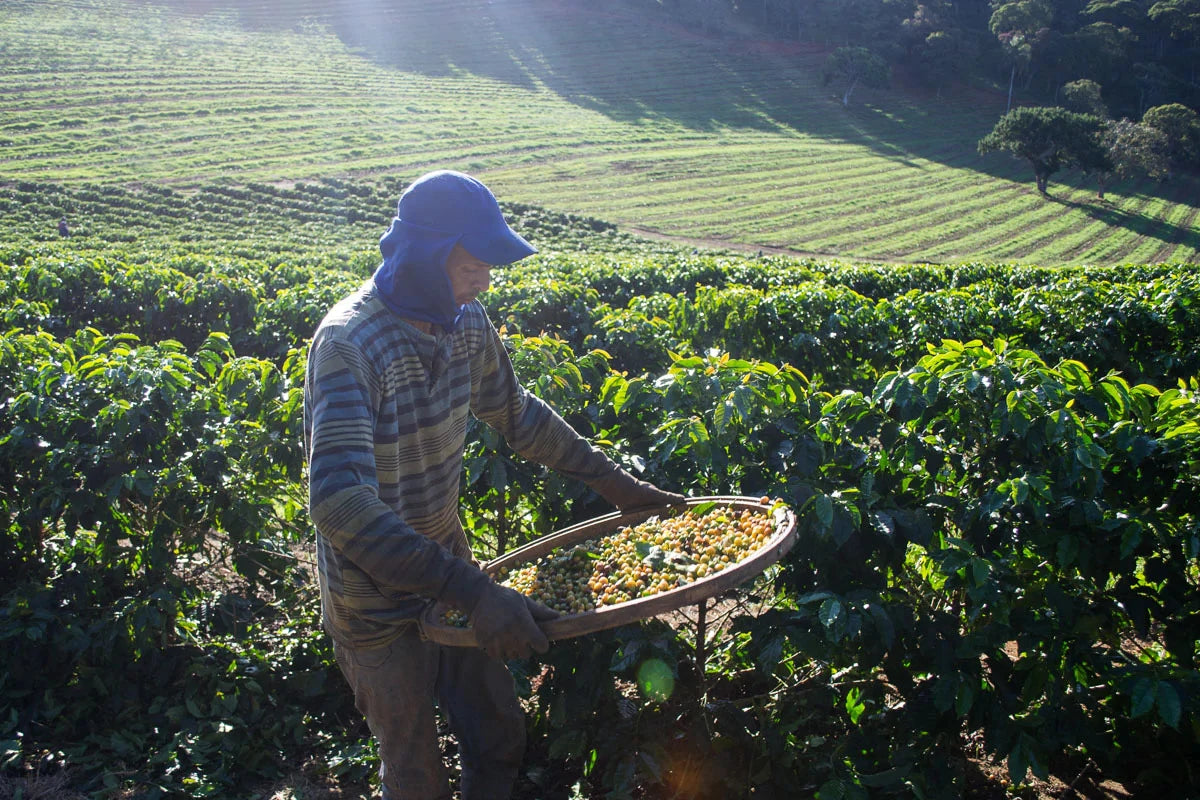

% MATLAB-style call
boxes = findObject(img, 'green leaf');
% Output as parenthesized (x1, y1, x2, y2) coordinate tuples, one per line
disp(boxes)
(1156, 682, 1182, 729)
(548, 729, 585, 760)
(1130, 677, 1156, 718)
(845, 686, 866, 724)
(933, 674, 957, 712)
(1019, 664, 1049, 704)
(731, 385, 753, 422)
(867, 603, 895, 649)
(610, 640, 644, 672)
(859, 766, 907, 788)
(796, 591, 835, 606)
(814, 494, 834, 528)
(1059, 359, 1090, 386)
(1120, 524, 1143, 559)
(488, 459, 508, 491)
(871, 371, 903, 405)
(1008, 737, 1030, 784)
(602, 375, 630, 414)
(970, 557, 989, 587)
(756, 635, 785, 673)
(713, 399, 731, 435)
(1099, 380, 1128, 416)
(1056, 535, 1079, 567)
(1074, 443, 1094, 468)
(638, 751, 663, 782)
(816, 779, 847, 800)
(818, 597, 844, 633)
(955, 680, 976, 717)
(1164, 420, 1200, 439)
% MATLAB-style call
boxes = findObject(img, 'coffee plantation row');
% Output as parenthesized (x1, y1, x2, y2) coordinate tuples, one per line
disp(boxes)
(5, 245, 1199, 389)
(1, 181, 1198, 798)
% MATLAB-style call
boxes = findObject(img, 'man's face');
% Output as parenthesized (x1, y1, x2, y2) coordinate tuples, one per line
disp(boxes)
(444, 244, 494, 306)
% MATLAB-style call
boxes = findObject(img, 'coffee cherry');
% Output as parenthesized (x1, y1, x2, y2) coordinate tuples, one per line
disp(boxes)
(442, 503, 780, 625)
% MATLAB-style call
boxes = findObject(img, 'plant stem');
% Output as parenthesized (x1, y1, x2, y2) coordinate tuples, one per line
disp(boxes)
(696, 597, 708, 702)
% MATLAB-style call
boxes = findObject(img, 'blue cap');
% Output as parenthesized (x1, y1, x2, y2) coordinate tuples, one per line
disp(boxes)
(396, 170, 536, 266)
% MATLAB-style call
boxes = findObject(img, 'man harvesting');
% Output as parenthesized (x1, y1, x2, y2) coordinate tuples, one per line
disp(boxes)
(303, 170, 682, 800)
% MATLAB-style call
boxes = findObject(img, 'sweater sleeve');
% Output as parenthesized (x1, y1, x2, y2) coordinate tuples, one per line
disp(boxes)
(468, 319, 620, 485)
(304, 327, 489, 609)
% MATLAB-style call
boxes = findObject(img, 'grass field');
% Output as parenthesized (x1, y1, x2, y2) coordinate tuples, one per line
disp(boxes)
(2, 0, 1198, 265)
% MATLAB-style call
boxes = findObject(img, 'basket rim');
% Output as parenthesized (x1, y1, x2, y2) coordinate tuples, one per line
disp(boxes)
(419, 495, 796, 647)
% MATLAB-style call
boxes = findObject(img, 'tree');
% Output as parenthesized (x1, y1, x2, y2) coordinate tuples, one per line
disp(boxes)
(1095, 118, 1170, 198)
(1060, 78, 1108, 117)
(989, 0, 1054, 112)
(978, 106, 1111, 193)
(822, 46, 890, 106)
(916, 29, 978, 96)
(1084, 0, 1146, 29)
(1142, 102, 1200, 172)
(1068, 21, 1133, 84)
(1133, 61, 1176, 113)
(1148, 0, 1200, 41)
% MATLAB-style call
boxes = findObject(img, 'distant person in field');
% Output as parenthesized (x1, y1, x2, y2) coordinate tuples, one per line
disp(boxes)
(302, 169, 683, 800)
(58, 216, 69, 237)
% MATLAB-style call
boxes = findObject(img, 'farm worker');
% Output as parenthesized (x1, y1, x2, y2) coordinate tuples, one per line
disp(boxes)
(303, 169, 684, 800)
(57, 216, 69, 237)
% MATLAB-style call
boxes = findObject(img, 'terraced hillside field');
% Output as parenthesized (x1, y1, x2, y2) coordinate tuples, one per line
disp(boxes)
(2, 0, 1198, 264)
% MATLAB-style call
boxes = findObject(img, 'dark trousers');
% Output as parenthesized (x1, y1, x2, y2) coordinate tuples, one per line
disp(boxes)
(334, 628, 526, 800)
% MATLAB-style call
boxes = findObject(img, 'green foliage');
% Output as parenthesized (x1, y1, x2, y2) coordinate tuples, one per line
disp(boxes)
(2, 182, 1199, 797)
(0, 327, 346, 796)
(979, 106, 1112, 193)
(734, 340, 1200, 795)
(1097, 118, 1171, 198)
(602, 350, 814, 497)
(821, 47, 890, 106)
(518, 337, 1200, 797)
(1142, 102, 1200, 171)
(463, 333, 616, 557)
(1060, 78, 1108, 118)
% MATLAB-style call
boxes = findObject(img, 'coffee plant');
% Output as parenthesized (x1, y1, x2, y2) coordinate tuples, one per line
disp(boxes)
(1, 181, 1197, 797)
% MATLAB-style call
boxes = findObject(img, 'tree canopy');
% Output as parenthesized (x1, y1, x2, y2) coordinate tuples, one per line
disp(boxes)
(1096, 117, 1171, 197)
(623, 0, 1199, 120)
(822, 47, 890, 106)
(1142, 102, 1200, 171)
(978, 106, 1111, 193)
(1061, 79, 1109, 117)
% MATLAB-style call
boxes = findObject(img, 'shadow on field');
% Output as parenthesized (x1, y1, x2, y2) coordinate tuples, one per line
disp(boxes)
(1047, 182, 1200, 253)
(140, 0, 996, 154)
(135, 0, 1199, 228)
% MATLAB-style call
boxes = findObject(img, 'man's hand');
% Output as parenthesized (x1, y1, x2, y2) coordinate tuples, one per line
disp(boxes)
(590, 468, 686, 514)
(470, 582, 558, 661)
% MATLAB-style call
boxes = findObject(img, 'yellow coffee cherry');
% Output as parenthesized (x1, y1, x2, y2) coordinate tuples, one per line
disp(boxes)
(443, 502, 781, 625)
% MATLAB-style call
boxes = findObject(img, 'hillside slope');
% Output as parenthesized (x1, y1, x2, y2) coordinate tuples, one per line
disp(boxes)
(2, 0, 1197, 264)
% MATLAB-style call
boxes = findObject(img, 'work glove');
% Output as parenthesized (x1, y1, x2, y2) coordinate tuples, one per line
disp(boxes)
(590, 467, 686, 514)
(468, 580, 558, 661)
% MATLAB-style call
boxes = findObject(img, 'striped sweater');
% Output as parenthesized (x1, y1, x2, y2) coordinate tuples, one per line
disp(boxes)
(303, 280, 617, 648)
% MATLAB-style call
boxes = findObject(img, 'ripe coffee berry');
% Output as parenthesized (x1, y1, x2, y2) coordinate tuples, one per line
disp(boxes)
(447, 503, 780, 624)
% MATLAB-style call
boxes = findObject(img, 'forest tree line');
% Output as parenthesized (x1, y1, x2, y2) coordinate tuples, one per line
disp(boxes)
(155, 0, 1199, 125)
(641, 0, 1199, 119)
